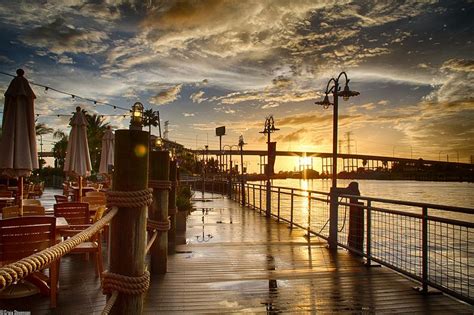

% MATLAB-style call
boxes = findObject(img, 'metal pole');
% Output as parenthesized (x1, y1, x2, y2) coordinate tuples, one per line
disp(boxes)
(422, 206, 428, 293)
(240, 142, 245, 206)
(329, 81, 339, 249)
(266, 130, 271, 218)
(366, 200, 372, 266)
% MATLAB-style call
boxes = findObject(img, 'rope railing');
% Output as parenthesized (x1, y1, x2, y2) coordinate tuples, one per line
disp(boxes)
(0, 207, 118, 290)
(100, 188, 154, 314)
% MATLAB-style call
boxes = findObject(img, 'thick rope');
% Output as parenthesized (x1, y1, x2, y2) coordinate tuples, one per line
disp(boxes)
(0, 207, 118, 290)
(107, 189, 153, 208)
(102, 270, 150, 296)
(148, 180, 172, 191)
(101, 291, 119, 315)
(147, 218, 171, 232)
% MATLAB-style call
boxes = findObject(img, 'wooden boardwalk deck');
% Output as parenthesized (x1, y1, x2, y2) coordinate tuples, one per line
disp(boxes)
(1, 191, 472, 314)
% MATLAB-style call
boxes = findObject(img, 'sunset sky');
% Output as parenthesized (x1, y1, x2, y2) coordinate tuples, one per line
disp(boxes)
(0, 1, 472, 171)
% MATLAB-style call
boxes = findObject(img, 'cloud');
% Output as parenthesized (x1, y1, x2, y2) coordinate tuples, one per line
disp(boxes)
(424, 58, 474, 103)
(190, 90, 206, 103)
(360, 102, 375, 110)
(183, 112, 195, 117)
(441, 59, 474, 72)
(261, 103, 279, 109)
(149, 84, 182, 105)
(0, 55, 14, 64)
(19, 18, 109, 55)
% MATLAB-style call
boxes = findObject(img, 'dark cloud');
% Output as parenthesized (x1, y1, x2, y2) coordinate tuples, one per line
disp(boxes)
(19, 18, 108, 55)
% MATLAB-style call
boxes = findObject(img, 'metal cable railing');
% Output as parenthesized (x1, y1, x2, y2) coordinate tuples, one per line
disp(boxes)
(192, 179, 473, 305)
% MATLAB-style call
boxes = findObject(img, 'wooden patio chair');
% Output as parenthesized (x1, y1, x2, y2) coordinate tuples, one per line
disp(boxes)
(0, 216, 59, 308)
(83, 194, 106, 218)
(0, 191, 13, 198)
(29, 182, 44, 199)
(54, 195, 69, 204)
(2, 205, 46, 218)
(23, 199, 42, 206)
(56, 202, 104, 277)
(53, 202, 90, 225)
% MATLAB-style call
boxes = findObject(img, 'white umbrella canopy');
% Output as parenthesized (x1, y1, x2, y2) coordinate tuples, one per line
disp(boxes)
(64, 106, 92, 178)
(0, 69, 38, 178)
(99, 126, 114, 174)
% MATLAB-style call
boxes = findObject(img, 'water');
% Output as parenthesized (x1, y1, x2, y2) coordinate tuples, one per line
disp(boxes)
(264, 179, 474, 209)
(242, 179, 473, 301)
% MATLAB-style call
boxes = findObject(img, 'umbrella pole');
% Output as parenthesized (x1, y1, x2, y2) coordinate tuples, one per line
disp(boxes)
(19, 177, 23, 216)
(79, 176, 83, 202)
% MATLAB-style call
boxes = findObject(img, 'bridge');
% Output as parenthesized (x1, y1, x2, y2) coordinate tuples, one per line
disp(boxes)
(192, 149, 472, 174)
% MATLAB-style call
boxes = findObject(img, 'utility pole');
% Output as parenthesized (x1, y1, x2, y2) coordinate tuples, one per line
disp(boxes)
(345, 131, 353, 155)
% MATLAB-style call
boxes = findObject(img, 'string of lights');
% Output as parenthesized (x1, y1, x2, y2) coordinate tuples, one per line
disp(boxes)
(0, 70, 131, 112)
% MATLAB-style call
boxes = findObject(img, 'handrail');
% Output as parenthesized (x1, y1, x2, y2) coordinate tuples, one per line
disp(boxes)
(195, 178, 474, 305)
(0, 207, 118, 290)
(340, 193, 474, 214)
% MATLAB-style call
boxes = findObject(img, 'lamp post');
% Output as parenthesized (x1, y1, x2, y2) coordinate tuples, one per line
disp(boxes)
(259, 115, 279, 218)
(315, 72, 359, 249)
(223, 144, 239, 198)
(239, 135, 246, 206)
(130, 102, 144, 130)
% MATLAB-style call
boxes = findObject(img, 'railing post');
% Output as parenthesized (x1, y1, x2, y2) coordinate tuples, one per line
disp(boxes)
(148, 151, 170, 274)
(168, 160, 177, 253)
(422, 206, 428, 294)
(266, 180, 271, 218)
(307, 191, 311, 236)
(366, 200, 372, 266)
(277, 187, 280, 222)
(347, 182, 363, 254)
(290, 189, 294, 228)
(259, 185, 262, 213)
(328, 187, 339, 250)
(253, 185, 255, 210)
(241, 176, 246, 206)
(109, 129, 149, 314)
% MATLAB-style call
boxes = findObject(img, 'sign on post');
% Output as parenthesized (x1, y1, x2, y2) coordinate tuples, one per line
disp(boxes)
(215, 126, 226, 137)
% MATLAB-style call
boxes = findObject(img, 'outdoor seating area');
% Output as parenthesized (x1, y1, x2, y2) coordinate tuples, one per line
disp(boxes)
(0, 186, 108, 307)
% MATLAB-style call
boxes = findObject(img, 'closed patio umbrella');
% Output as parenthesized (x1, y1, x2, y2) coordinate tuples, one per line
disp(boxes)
(0, 69, 38, 215)
(99, 126, 114, 175)
(64, 106, 91, 201)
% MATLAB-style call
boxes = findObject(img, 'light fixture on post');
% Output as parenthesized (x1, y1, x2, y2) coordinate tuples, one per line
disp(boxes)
(155, 137, 163, 151)
(315, 71, 359, 249)
(130, 101, 144, 130)
(259, 115, 279, 218)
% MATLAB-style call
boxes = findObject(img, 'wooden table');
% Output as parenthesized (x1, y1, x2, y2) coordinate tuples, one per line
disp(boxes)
(71, 186, 96, 201)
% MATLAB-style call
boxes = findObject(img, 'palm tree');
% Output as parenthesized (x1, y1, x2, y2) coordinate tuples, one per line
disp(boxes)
(143, 109, 161, 138)
(36, 123, 54, 168)
(52, 130, 68, 170)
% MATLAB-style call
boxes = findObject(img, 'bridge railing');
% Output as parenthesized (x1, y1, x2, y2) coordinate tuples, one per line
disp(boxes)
(191, 179, 474, 305)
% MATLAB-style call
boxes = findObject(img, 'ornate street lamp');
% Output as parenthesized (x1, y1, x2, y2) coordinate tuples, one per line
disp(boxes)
(130, 101, 144, 130)
(315, 71, 359, 248)
(259, 115, 279, 218)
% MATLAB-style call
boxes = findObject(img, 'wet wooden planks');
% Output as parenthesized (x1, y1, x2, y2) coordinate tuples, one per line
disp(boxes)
(0, 193, 472, 313)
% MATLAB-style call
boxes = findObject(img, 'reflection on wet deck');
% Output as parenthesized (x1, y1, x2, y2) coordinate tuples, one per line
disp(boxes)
(0, 193, 471, 313)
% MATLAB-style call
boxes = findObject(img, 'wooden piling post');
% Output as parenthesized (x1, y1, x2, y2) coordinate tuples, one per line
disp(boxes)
(347, 182, 363, 253)
(109, 129, 149, 314)
(168, 160, 177, 253)
(149, 151, 170, 274)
